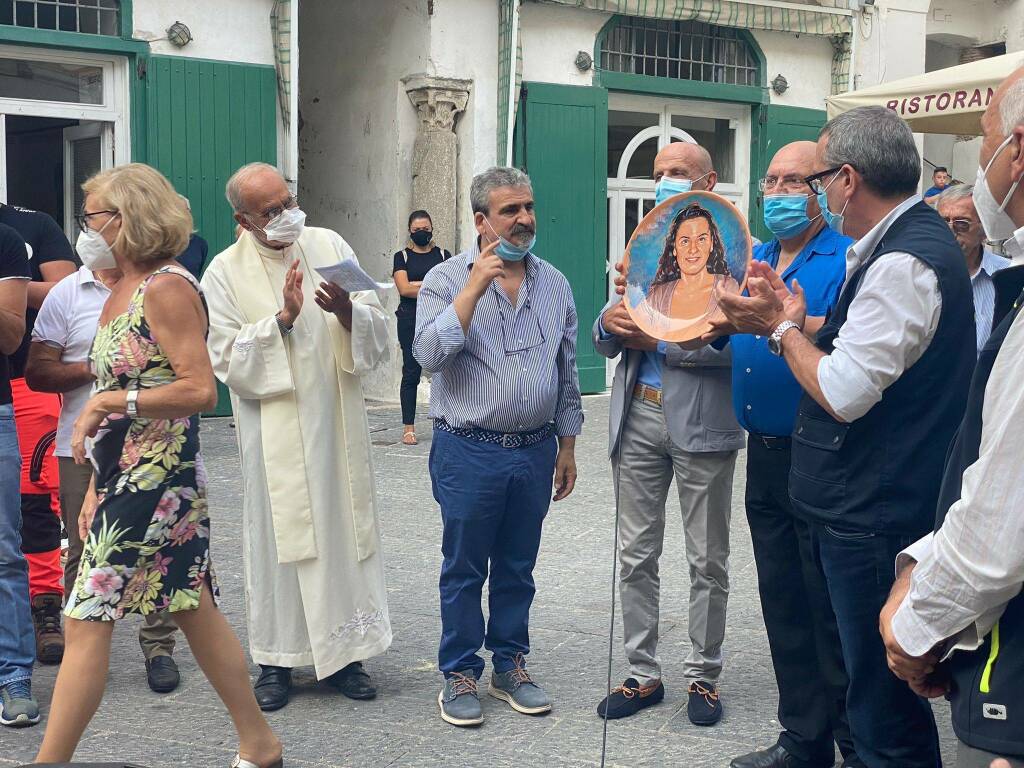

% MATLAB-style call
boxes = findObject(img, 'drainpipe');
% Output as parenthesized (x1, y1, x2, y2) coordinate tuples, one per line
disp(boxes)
(505, 0, 520, 166)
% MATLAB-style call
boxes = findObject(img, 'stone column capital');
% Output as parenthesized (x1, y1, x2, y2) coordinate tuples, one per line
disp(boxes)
(403, 74, 471, 132)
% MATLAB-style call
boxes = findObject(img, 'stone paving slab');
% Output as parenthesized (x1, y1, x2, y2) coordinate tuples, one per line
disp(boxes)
(4, 396, 954, 767)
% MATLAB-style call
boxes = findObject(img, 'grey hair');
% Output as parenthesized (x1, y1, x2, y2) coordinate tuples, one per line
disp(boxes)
(820, 106, 920, 197)
(225, 162, 284, 212)
(470, 166, 533, 214)
(999, 72, 1024, 134)
(935, 183, 975, 209)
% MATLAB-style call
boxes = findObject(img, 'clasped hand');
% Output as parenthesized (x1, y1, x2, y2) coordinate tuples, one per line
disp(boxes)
(711, 261, 807, 337)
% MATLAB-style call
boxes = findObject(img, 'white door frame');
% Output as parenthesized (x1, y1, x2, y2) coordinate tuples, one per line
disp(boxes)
(63, 122, 114, 239)
(605, 93, 752, 385)
(0, 43, 130, 165)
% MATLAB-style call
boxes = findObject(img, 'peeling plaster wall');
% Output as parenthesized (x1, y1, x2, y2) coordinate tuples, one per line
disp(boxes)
(298, 0, 429, 402)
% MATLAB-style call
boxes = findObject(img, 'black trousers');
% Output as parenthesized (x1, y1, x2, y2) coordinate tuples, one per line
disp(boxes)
(397, 314, 422, 426)
(745, 435, 859, 766)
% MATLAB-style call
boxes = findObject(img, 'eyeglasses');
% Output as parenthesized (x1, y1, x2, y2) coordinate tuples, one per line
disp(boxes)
(803, 166, 848, 196)
(943, 217, 974, 234)
(759, 174, 809, 194)
(74, 209, 117, 233)
(249, 195, 298, 222)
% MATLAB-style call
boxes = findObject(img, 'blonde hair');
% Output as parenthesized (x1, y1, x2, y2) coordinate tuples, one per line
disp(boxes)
(81, 163, 192, 263)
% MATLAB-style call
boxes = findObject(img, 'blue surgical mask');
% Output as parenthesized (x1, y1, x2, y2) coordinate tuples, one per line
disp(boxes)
(815, 171, 849, 236)
(654, 173, 709, 206)
(763, 194, 813, 240)
(484, 218, 535, 261)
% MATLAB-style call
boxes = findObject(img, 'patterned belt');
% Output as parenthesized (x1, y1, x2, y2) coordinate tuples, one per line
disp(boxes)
(632, 383, 662, 407)
(434, 420, 554, 449)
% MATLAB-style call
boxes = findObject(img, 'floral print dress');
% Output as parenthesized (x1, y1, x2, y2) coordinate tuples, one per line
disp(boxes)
(65, 265, 218, 622)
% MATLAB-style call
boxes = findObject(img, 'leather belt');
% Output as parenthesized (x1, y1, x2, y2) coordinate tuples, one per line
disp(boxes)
(434, 420, 554, 449)
(632, 383, 662, 407)
(752, 434, 791, 450)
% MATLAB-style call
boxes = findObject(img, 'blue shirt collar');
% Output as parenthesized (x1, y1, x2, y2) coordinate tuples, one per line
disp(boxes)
(977, 247, 1009, 278)
(762, 224, 843, 275)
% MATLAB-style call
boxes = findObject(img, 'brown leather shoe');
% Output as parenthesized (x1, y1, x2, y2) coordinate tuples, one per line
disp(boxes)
(31, 593, 64, 664)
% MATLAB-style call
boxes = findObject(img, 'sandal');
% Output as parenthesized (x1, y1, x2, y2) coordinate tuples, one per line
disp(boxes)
(231, 755, 283, 768)
(230, 753, 282, 765)
(402, 429, 418, 445)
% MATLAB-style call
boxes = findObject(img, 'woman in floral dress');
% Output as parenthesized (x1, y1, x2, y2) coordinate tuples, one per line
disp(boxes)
(35, 164, 282, 768)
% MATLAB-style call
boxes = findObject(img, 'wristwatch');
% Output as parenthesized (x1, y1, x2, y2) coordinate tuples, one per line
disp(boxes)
(275, 312, 294, 336)
(126, 389, 140, 418)
(767, 320, 801, 356)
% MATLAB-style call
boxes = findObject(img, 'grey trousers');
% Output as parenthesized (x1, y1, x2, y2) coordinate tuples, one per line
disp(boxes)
(957, 741, 1023, 768)
(58, 457, 176, 659)
(612, 398, 736, 685)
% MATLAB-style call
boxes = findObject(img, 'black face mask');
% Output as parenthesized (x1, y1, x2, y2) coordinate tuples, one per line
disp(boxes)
(410, 230, 433, 247)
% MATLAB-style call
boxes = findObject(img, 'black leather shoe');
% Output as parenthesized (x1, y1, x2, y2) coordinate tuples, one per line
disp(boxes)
(254, 665, 292, 711)
(730, 743, 829, 768)
(146, 655, 180, 694)
(324, 661, 377, 700)
(596, 677, 664, 719)
(687, 680, 723, 726)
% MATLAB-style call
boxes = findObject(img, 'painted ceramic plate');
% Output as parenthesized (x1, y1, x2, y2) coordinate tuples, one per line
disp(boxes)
(623, 190, 752, 343)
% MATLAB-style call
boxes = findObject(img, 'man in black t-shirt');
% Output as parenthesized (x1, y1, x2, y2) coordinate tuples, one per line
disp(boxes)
(0, 204, 76, 665)
(0, 222, 39, 727)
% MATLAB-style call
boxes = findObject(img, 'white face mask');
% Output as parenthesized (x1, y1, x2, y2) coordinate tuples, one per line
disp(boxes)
(261, 206, 306, 244)
(974, 134, 1023, 243)
(76, 214, 119, 271)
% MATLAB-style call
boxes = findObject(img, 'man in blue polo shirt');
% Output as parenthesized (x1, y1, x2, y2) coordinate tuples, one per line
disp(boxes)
(726, 142, 858, 768)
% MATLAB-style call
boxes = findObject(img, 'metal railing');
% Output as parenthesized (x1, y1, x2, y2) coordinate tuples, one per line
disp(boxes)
(600, 18, 759, 87)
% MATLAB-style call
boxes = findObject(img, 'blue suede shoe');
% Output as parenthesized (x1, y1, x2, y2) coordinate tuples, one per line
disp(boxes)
(488, 653, 551, 716)
(438, 671, 484, 727)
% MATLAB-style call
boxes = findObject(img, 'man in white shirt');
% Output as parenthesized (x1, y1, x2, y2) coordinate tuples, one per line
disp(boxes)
(935, 184, 1010, 354)
(25, 265, 183, 694)
(880, 66, 1024, 768)
(715, 105, 975, 768)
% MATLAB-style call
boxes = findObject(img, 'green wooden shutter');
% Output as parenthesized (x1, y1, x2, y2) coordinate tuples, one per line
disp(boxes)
(144, 55, 278, 415)
(513, 82, 608, 394)
(749, 104, 827, 242)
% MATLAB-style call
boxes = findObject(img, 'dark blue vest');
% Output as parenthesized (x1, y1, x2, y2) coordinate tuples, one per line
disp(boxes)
(938, 269, 1024, 758)
(789, 202, 975, 534)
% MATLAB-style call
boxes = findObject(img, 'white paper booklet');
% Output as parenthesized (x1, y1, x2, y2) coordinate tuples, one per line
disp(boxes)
(314, 259, 393, 293)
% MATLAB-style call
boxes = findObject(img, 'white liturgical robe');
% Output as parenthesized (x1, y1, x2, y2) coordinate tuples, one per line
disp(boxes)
(201, 226, 392, 679)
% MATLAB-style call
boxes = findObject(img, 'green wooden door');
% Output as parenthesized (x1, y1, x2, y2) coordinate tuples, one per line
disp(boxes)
(513, 82, 608, 394)
(749, 105, 827, 243)
(143, 55, 278, 415)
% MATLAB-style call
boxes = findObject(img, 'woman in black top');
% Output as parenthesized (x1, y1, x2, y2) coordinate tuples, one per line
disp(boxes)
(393, 210, 448, 445)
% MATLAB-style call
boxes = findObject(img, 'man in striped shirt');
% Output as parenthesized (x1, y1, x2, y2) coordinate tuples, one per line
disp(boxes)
(935, 184, 1010, 355)
(414, 166, 583, 728)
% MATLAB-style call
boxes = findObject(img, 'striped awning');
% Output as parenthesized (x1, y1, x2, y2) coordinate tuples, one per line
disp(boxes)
(271, 0, 291, 125)
(537, 0, 851, 37)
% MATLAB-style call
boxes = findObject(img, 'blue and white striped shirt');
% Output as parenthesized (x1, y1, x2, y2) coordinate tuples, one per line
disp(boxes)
(412, 238, 583, 437)
(971, 247, 1010, 355)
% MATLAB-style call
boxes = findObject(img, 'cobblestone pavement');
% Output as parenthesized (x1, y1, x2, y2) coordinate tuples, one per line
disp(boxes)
(6, 396, 953, 767)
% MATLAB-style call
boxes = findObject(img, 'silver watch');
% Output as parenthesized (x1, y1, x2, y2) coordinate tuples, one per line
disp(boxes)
(126, 389, 139, 418)
(767, 320, 800, 356)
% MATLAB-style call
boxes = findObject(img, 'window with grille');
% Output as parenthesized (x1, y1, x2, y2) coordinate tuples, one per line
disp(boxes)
(0, 0, 120, 36)
(600, 18, 760, 87)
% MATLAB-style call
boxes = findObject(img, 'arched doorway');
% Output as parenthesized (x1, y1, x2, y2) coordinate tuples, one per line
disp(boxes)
(598, 16, 762, 384)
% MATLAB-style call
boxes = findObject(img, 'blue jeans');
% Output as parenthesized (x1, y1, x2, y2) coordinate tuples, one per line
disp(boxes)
(431, 428, 557, 678)
(0, 403, 33, 687)
(812, 523, 940, 768)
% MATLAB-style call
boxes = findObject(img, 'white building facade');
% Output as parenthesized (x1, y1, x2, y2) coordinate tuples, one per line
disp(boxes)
(2, 1, 1018, 402)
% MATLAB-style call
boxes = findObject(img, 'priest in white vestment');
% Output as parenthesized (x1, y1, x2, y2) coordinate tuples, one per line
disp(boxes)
(201, 162, 392, 711)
